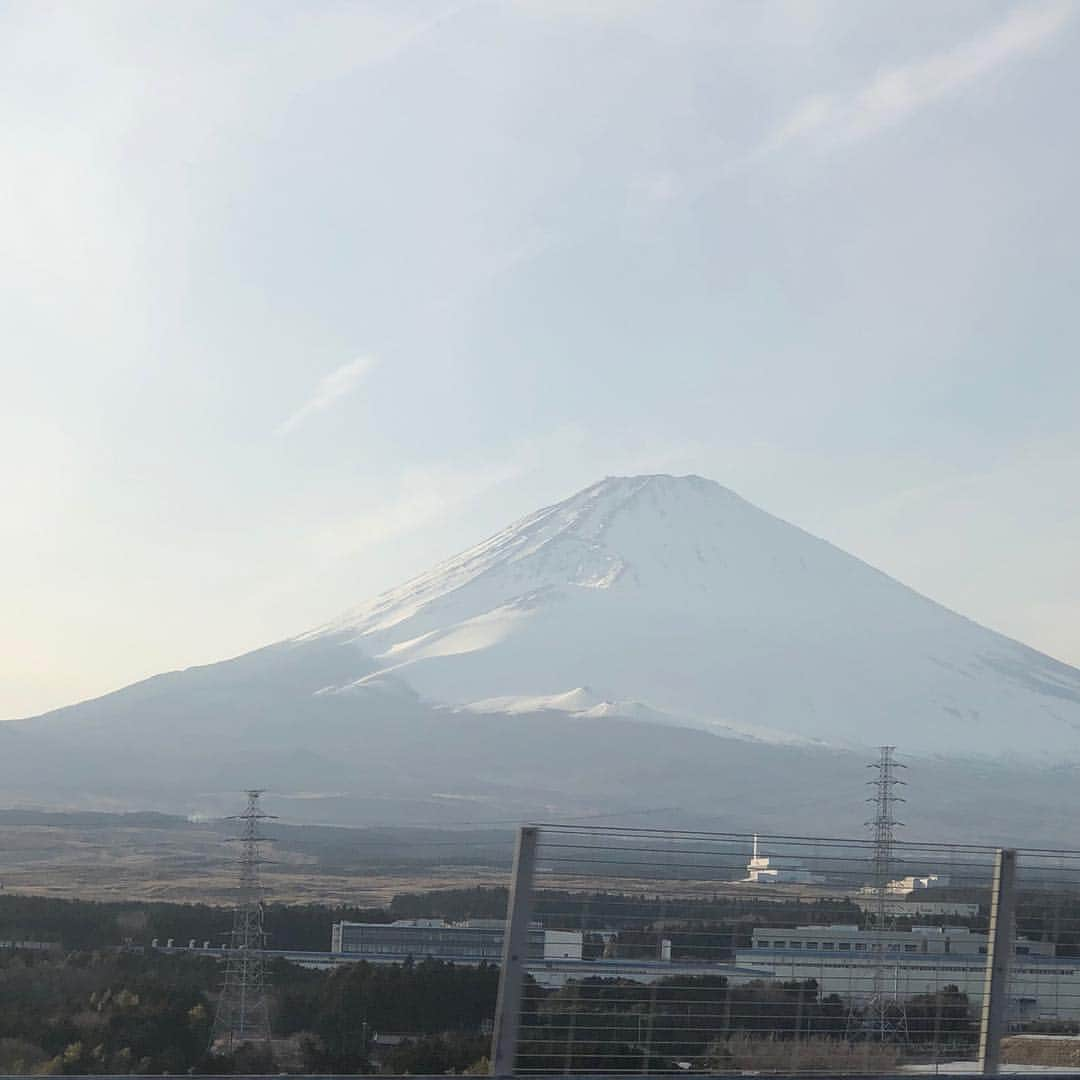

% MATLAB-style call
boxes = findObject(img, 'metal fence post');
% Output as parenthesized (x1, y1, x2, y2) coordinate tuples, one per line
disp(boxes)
(979, 848, 1017, 1075)
(491, 825, 539, 1077)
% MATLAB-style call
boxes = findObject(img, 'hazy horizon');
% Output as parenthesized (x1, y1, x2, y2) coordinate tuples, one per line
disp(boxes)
(4, 1, 1079, 718)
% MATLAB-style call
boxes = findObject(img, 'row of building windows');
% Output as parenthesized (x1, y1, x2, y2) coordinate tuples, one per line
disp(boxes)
(752, 959, 985, 973)
(755, 940, 919, 952)
(745, 958, 1074, 977)
(340, 938, 506, 958)
(755, 940, 1030, 956)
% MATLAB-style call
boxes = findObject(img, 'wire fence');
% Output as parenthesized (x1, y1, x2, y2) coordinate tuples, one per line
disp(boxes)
(1012, 848, 1080, 1045)
(491, 824, 1080, 1076)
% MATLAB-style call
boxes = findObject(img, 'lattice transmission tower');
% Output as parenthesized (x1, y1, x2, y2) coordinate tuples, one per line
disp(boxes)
(859, 746, 909, 1042)
(210, 789, 275, 1051)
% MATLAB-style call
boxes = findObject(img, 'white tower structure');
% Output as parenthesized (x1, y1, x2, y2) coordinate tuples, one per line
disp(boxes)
(745, 833, 822, 884)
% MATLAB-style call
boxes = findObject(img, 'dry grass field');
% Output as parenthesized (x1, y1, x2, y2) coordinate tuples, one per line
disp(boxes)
(0, 813, 513, 905)
(1001, 1035, 1080, 1067)
(0, 810, 842, 907)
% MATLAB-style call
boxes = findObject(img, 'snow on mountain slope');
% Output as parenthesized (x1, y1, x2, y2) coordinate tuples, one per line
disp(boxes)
(306, 474, 1080, 758)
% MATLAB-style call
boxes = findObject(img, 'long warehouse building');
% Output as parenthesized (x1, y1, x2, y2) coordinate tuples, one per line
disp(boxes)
(736, 924, 1076, 1024)
(331, 918, 583, 963)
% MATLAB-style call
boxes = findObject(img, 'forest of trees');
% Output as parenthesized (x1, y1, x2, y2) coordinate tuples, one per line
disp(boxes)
(0, 948, 499, 1075)
(0, 948, 221, 1074)
(0, 947, 978, 1075)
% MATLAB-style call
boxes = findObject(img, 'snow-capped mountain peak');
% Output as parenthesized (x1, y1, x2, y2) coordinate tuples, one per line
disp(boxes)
(303, 474, 1080, 759)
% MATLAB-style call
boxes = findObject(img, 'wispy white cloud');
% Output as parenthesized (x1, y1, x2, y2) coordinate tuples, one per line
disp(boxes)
(762, 2, 1073, 154)
(308, 427, 600, 560)
(623, 4, 1072, 211)
(312, 460, 524, 559)
(277, 356, 376, 435)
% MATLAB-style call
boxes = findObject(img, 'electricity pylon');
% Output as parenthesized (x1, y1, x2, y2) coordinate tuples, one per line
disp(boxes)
(865, 747, 909, 1041)
(210, 790, 275, 1051)
(847, 747, 909, 1043)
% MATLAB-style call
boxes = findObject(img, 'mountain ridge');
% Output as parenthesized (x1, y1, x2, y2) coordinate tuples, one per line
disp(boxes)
(3, 473, 1080, 840)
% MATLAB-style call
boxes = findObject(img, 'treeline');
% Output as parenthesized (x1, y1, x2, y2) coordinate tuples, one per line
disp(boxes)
(2, 888, 870, 954)
(388, 886, 509, 921)
(0, 895, 391, 952)
(535, 891, 865, 938)
(0, 948, 221, 1074)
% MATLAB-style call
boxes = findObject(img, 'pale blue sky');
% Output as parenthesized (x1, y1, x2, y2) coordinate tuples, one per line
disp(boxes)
(3, 0, 1079, 718)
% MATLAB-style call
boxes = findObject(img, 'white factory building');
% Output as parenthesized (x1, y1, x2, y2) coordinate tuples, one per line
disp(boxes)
(859, 873, 951, 897)
(890, 873, 950, 893)
(735, 925, 1080, 1023)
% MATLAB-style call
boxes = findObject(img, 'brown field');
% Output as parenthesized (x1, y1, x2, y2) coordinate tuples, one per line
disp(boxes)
(0, 812, 845, 907)
(1002, 1036, 1080, 1068)
(0, 819, 512, 905)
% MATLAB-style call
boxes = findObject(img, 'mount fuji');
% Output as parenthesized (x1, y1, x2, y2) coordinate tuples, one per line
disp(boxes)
(305, 474, 1080, 757)
(4, 474, 1080, 839)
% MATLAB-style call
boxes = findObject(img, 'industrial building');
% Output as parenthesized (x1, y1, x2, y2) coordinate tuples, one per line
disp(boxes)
(858, 872, 951, 897)
(888, 873, 950, 893)
(331, 918, 583, 963)
(734, 925, 1080, 1023)
(746, 924, 1053, 958)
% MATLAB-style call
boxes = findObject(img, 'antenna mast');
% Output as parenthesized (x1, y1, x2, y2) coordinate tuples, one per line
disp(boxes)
(211, 789, 275, 1051)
